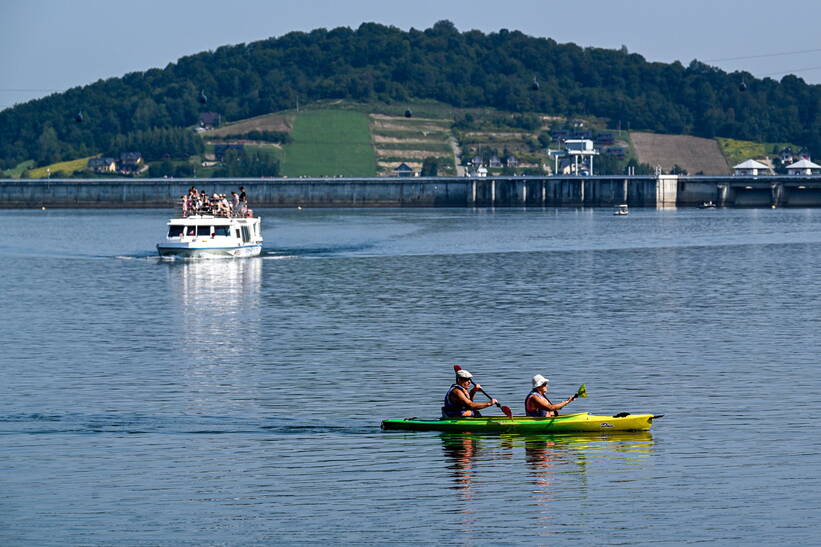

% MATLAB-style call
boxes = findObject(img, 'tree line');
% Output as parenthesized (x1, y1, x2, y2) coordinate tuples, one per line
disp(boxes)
(1, 20, 820, 169)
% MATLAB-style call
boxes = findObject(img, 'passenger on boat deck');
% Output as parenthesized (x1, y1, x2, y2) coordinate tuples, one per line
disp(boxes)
(442, 369, 497, 418)
(525, 375, 577, 417)
(236, 187, 249, 217)
(231, 191, 239, 214)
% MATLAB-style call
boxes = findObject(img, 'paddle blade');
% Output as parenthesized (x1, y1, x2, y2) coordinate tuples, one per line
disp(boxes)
(501, 405, 513, 419)
(577, 384, 587, 398)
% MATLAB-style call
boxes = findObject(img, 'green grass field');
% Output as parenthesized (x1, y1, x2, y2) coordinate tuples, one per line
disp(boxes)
(376, 142, 453, 152)
(281, 110, 376, 177)
(28, 157, 96, 178)
(2, 160, 34, 178)
(717, 137, 798, 167)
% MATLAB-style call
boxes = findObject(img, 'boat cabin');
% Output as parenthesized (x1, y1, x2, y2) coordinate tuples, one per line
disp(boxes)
(158, 214, 263, 258)
(167, 218, 258, 244)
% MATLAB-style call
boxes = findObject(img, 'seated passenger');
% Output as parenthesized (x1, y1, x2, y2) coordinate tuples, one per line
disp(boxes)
(525, 375, 577, 417)
(442, 369, 497, 418)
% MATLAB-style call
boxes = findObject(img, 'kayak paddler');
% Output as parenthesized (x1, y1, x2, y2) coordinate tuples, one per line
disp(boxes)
(442, 369, 498, 418)
(525, 374, 577, 417)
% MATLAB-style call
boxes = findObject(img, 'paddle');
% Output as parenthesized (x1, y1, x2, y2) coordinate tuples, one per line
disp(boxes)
(576, 384, 587, 399)
(453, 365, 513, 418)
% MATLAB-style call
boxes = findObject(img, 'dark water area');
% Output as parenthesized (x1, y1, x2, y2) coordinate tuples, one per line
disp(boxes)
(1, 207, 820, 544)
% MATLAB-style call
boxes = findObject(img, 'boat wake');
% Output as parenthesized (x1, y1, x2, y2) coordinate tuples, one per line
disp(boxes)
(0, 412, 376, 436)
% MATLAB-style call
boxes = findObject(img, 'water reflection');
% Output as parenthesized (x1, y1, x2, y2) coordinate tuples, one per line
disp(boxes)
(164, 257, 263, 363)
(441, 432, 654, 494)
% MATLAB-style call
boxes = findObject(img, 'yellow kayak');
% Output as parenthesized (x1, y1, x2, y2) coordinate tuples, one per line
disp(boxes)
(381, 412, 661, 433)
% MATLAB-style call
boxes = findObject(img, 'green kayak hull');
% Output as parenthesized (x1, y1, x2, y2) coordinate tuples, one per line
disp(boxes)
(381, 412, 659, 433)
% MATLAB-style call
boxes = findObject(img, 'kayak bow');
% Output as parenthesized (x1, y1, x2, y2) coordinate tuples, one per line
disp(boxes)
(381, 412, 659, 433)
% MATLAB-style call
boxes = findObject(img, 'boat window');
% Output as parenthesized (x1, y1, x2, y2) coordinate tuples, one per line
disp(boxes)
(196, 225, 212, 236)
(241, 226, 250, 243)
(186, 227, 196, 236)
(213, 226, 230, 236)
(168, 225, 184, 237)
(235, 229, 241, 239)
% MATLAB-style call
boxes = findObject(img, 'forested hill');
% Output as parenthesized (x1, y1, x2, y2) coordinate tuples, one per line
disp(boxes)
(2, 20, 820, 168)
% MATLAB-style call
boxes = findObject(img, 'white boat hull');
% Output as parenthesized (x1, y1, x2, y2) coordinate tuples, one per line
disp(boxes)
(156, 243, 262, 258)
(156, 215, 263, 259)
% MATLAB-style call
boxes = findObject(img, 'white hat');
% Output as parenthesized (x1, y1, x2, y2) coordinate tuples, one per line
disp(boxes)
(532, 374, 549, 388)
(456, 369, 473, 379)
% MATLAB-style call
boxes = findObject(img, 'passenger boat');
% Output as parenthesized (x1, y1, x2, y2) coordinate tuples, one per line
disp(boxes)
(613, 204, 629, 215)
(381, 412, 660, 433)
(156, 214, 263, 258)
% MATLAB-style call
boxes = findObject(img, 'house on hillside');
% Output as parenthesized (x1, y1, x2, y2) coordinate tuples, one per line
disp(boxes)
(549, 130, 569, 142)
(198, 112, 221, 130)
(595, 132, 615, 145)
(733, 159, 769, 176)
(787, 158, 821, 175)
(779, 147, 795, 166)
(393, 163, 414, 177)
(488, 155, 502, 168)
(505, 155, 519, 168)
(119, 152, 143, 174)
(470, 155, 483, 167)
(87, 157, 117, 173)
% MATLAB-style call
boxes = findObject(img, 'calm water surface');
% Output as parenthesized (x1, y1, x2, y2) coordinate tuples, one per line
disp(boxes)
(1, 207, 820, 545)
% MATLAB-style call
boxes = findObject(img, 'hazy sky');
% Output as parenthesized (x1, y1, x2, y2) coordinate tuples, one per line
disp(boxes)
(2, 0, 821, 110)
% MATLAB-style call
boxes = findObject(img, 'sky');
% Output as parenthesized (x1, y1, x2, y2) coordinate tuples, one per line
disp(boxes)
(2, 0, 821, 111)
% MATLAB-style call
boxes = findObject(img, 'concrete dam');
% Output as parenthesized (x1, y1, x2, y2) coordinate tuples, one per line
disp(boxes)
(3, 174, 821, 208)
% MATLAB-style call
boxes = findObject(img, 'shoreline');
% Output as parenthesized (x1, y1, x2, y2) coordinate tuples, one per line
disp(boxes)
(3, 174, 821, 208)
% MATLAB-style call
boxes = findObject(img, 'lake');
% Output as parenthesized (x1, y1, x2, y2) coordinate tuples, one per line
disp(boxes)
(1, 206, 820, 544)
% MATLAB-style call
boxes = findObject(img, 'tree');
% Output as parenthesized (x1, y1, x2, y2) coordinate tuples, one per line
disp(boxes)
(149, 160, 175, 178)
(213, 148, 279, 177)
(1, 21, 820, 166)
(36, 125, 62, 166)
(624, 158, 653, 175)
(421, 157, 439, 176)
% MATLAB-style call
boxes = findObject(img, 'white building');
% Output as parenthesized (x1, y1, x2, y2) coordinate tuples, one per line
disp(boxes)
(733, 159, 769, 176)
(550, 139, 599, 175)
(786, 158, 821, 175)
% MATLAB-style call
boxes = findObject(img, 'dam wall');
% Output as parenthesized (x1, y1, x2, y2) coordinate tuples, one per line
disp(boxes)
(3, 175, 821, 208)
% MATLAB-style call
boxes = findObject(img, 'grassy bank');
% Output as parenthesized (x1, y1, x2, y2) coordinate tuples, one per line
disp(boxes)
(717, 137, 799, 166)
(28, 157, 96, 178)
(281, 110, 376, 177)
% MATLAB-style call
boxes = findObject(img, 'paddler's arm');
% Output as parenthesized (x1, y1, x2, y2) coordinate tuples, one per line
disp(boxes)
(532, 393, 577, 412)
(453, 387, 497, 410)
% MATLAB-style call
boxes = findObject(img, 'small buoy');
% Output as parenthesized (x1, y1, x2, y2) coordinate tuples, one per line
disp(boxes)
(297, 206, 303, 210)
(41, 206, 46, 210)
